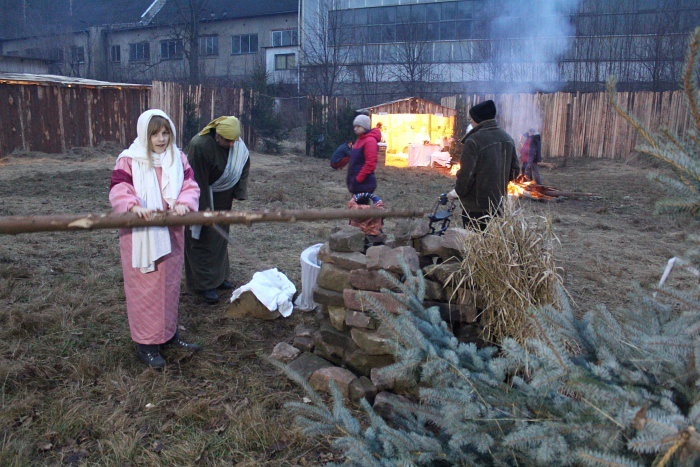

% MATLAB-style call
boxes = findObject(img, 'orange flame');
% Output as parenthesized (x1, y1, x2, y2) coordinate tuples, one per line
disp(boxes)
(449, 163, 460, 176)
(508, 175, 554, 199)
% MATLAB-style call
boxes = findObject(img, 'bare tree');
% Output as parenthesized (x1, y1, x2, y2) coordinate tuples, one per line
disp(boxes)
(166, 0, 210, 85)
(300, 0, 350, 98)
(388, 22, 436, 98)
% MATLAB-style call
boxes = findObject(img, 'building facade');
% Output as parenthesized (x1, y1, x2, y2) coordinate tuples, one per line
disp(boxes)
(300, 0, 700, 105)
(0, 0, 300, 86)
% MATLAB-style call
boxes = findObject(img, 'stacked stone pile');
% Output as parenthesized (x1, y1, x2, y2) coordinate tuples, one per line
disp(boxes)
(272, 221, 483, 407)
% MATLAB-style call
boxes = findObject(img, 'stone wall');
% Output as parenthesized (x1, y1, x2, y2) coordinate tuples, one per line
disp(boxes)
(271, 221, 481, 407)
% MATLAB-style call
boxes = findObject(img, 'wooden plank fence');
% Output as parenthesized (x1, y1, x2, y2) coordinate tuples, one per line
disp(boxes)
(0, 74, 150, 157)
(442, 91, 692, 159)
(150, 81, 255, 150)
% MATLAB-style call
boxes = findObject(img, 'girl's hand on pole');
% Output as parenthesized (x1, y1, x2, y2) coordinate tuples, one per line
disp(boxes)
(131, 206, 154, 220)
(173, 204, 190, 216)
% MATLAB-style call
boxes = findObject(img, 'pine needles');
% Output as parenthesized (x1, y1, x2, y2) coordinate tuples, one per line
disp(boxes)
(447, 204, 564, 344)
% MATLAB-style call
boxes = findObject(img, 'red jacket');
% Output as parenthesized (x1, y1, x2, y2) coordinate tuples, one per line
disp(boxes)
(347, 128, 380, 193)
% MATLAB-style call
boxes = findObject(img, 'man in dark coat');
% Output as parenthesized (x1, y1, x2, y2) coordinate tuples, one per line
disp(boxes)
(184, 116, 250, 304)
(447, 100, 519, 230)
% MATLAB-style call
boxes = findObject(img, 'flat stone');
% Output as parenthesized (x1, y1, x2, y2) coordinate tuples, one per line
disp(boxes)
(226, 291, 281, 320)
(424, 299, 478, 323)
(349, 376, 378, 404)
(395, 219, 430, 240)
(373, 392, 414, 420)
(416, 234, 450, 258)
(328, 305, 347, 331)
(365, 245, 419, 274)
(328, 226, 366, 253)
(351, 327, 394, 356)
(328, 251, 367, 271)
(294, 324, 317, 338)
(370, 367, 395, 391)
(313, 338, 345, 366)
(317, 242, 332, 263)
(348, 269, 400, 292)
(317, 262, 352, 293)
(292, 336, 315, 352)
(270, 342, 301, 363)
(309, 367, 358, 398)
(423, 260, 462, 285)
(313, 287, 345, 307)
(343, 289, 406, 315)
(318, 324, 356, 351)
(345, 310, 378, 330)
(404, 278, 449, 302)
(286, 352, 334, 381)
(441, 228, 474, 257)
(345, 349, 394, 377)
(384, 237, 411, 248)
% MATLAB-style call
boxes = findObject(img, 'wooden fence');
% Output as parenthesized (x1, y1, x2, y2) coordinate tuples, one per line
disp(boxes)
(306, 95, 352, 156)
(0, 73, 150, 157)
(150, 81, 255, 150)
(442, 90, 693, 159)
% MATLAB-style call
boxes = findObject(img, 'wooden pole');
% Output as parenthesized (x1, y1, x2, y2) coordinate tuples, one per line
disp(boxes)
(0, 208, 426, 235)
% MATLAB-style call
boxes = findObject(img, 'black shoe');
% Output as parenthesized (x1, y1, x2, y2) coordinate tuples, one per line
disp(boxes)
(137, 344, 166, 369)
(202, 289, 219, 304)
(163, 333, 202, 352)
(217, 280, 235, 290)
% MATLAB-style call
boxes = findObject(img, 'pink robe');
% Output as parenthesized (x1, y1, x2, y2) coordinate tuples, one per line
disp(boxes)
(109, 152, 200, 344)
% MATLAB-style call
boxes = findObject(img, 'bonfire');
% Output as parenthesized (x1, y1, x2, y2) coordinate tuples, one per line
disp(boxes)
(449, 164, 597, 201)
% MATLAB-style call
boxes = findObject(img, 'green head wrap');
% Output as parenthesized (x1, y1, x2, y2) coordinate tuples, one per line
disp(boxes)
(199, 116, 241, 140)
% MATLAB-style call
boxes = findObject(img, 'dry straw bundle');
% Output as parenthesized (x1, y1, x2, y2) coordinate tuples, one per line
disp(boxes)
(448, 204, 564, 344)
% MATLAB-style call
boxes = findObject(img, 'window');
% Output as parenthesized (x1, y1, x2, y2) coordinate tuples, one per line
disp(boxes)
(272, 29, 298, 47)
(199, 35, 219, 56)
(70, 46, 85, 64)
(274, 53, 296, 70)
(110, 45, 121, 63)
(129, 41, 150, 62)
(160, 39, 183, 59)
(232, 34, 258, 54)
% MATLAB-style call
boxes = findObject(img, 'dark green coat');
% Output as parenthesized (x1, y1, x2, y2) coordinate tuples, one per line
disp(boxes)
(455, 120, 519, 213)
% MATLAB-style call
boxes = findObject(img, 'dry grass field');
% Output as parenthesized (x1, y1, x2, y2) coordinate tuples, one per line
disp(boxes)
(0, 143, 696, 465)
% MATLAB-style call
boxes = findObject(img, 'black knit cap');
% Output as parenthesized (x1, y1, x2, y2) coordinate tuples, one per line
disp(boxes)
(469, 100, 497, 123)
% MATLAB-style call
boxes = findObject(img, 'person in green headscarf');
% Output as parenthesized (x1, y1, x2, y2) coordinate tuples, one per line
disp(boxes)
(184, 116, 250, 304)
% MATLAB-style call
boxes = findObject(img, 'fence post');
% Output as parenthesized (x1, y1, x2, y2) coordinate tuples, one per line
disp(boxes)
(563, 102, 572, 167)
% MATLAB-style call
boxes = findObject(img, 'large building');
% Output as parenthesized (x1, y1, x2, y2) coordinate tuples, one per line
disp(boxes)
(300, 0, 700, 105)
(1, 0, 698, 104)
(0, 0, 299, 85)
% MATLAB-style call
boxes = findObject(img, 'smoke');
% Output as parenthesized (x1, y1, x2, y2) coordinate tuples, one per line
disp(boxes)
(480, 0, 583, 133)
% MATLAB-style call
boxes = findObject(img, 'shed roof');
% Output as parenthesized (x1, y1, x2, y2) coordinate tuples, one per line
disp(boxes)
(0, 0, 155, 40)
(362, 97, 457, 117)
(0, 72, 151, 89)
(0, 0, 299, 40)
(150, 0, 298, 26)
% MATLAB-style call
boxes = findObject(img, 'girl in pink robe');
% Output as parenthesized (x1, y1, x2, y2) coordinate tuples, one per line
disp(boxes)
(109, 109, 200, 369)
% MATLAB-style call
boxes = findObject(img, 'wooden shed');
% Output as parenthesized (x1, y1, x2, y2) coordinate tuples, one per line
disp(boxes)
(361, 97, 456, 168)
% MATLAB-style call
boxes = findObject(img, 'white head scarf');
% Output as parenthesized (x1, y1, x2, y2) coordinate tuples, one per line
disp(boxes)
(117, 109, 184, 273)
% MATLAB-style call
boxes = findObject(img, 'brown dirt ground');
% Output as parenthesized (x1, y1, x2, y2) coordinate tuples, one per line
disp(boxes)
(0, 144, 697, 464)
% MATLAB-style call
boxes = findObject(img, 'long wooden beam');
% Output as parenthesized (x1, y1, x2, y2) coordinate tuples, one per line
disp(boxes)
(0, 208, 426, 235)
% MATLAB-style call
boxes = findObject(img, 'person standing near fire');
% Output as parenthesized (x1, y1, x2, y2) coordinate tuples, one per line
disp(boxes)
(525, 129, 543, 185)
(447, 100, 519, 230)
(184, 116, 250, 304)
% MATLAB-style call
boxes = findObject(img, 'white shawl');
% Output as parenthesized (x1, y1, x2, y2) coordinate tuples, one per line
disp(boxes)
(117, 109, 184, 273)
(190, 139, 249, 239)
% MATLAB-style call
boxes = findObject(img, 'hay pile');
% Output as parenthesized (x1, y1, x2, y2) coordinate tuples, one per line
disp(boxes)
(448, 205, 564, 344)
